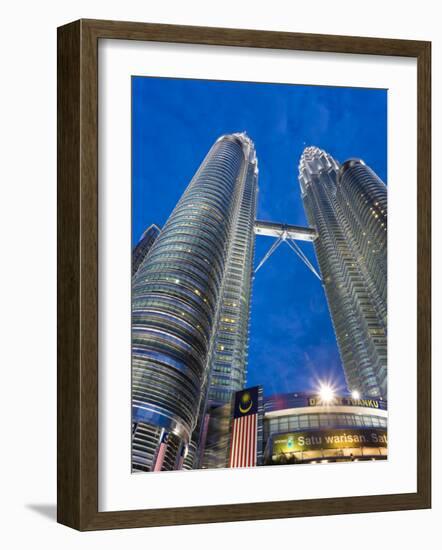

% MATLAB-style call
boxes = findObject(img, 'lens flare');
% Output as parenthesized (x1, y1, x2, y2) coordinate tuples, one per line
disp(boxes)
(318, 383, 336, 404)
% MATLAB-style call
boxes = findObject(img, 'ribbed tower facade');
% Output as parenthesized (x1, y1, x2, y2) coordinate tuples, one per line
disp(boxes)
(131, 133, 258, 472)
(299, 147, 387, 398)
(207, 137, 258, 407)
(132, 224, 161, 276)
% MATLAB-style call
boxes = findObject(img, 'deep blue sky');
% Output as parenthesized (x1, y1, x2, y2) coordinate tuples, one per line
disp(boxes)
(132, 76, 387, 397)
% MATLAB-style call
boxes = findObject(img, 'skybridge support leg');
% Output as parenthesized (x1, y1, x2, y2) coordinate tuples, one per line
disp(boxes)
(254, 236, 284, 273)
(285, 239, 322, 281)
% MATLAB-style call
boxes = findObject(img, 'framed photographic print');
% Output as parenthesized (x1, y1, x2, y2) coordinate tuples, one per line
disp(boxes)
(57, 19, 431, 530)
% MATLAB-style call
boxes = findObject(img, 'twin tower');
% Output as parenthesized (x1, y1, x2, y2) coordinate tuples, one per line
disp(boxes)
(131, 133, 387, 472)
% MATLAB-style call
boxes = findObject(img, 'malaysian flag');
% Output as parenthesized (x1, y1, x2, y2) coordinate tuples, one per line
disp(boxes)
(153, 430, 169, 471)
(228, 386, 260, 468)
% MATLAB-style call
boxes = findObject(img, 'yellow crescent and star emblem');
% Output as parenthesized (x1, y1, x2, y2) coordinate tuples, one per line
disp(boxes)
(239, 391, 253, 414)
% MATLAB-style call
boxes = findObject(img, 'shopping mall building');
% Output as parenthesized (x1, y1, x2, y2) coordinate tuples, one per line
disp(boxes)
(263, 392, 387, 465)
(202, 390, 387, 468)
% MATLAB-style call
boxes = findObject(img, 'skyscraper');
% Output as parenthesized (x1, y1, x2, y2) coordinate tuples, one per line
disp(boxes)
(131, 133, 258, 472)
(206, 137, 258, 407)
(132, 224, 161, 276)
(299, 147, 387, 398)
(338, 159, 387, 325)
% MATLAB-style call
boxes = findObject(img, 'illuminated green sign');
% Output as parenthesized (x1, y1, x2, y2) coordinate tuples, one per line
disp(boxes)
(272, 428, 387, 454)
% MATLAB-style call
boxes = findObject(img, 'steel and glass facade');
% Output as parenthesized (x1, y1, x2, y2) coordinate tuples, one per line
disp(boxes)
(132, 224, 161, 276)
(131, 133, 258, 472)
(338, 160, 387, 325)
(207, 136, 258, 407)
(299, 147, 387, 398)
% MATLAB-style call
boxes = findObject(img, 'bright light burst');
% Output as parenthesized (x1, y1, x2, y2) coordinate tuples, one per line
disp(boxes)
(318, 383, 336, 404)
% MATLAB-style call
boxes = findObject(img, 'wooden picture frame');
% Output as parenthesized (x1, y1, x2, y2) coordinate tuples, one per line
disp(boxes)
(57, 18, 431, 530)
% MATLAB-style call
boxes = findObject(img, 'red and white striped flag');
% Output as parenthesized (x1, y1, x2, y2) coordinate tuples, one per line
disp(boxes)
(228, 387, 259, 468)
